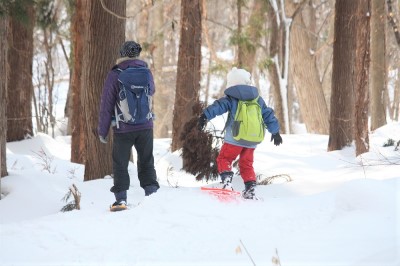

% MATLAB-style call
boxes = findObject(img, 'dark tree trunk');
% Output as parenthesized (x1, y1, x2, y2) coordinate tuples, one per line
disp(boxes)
(1, 15, 8, 178)
(354, 0, 371, 156)
(82, 0, 126, 181)
(70, 0, 85, 164)
(267, 1, 286, 134)
(6, 4, 34, 142)
(171, 0, 202, 152)
(328, 0, 357, 151)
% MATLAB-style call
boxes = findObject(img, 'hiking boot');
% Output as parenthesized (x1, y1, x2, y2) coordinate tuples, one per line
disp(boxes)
(114, 190, 127, 202)
(144, 185, 159, 196)
(110, 200, 127, 212)
(220, 171, 234, 190)
(242, 181, 257, 200)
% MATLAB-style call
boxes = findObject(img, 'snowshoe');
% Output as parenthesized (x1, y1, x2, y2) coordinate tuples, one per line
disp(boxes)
(110, 200, 128, 212)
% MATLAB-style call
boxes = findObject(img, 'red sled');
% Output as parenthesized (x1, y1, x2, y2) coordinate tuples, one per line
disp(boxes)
(201, 186, 241, 202)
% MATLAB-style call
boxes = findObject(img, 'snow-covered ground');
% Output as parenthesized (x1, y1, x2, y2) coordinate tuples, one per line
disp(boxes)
(0, 122, 399, 266)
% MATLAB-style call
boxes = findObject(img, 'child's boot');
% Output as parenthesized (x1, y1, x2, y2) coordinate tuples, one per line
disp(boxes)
(242, 181, 257, 200)
(220, 171, 234, 190)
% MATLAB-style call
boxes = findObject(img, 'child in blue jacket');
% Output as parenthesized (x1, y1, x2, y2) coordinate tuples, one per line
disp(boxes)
(198, 67, 282, 199)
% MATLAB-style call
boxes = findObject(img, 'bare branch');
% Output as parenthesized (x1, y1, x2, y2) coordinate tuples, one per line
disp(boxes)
(99, 0, 155, 20)
(239, 239, 256, 266)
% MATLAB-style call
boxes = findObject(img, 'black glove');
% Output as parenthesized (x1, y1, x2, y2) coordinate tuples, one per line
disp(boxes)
(198, 113, 207, 131)
(271, 132, 282, 146)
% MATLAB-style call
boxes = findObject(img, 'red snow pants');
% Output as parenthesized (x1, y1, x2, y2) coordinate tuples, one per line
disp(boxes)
(217, 142, 256, 183)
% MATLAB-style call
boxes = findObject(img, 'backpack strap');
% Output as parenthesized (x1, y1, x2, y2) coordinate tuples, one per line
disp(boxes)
(221, 96, 236, 135)
(112, 67, 123, 74)
(114, 68, 123, 129)
(114, 105, 120, 129)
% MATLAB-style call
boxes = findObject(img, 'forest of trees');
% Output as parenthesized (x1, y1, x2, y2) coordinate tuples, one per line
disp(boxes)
(1, 0, 399, 187)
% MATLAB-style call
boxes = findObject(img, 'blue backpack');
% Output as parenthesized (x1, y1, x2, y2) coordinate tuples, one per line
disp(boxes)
(114, 67, 153, 127)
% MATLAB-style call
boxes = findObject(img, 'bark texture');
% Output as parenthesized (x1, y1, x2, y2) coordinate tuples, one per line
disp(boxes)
(171, 0, 202, 152)
(370, 0, 387, 130)
(290, 4, 329, 134)
(81, 0, 126, 181)
(328, 0, 357, 151)
(267, 2, 287, 134)
(70, 0, 85, 164)
(6, 5, 34, 141)
(151, 2, 170, 138)
(354, 0, 371, 156)
(1, 16, 8, 178)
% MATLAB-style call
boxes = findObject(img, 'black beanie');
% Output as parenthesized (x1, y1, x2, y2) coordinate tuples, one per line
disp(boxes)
(119, 41, 142, 58)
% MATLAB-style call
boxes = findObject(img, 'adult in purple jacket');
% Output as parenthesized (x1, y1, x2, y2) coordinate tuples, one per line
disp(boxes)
(98, 41, 159, 211)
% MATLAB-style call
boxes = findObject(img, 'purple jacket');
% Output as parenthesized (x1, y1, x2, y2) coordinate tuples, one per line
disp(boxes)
(98, 58, 155, 138)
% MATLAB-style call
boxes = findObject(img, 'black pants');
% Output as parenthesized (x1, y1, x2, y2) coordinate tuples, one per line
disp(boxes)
(110, 129, 159, 193)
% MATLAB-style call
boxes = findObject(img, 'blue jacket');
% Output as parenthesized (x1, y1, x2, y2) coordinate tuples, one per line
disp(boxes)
(98, 58, 155, 138)
(203, 85, 280, 148)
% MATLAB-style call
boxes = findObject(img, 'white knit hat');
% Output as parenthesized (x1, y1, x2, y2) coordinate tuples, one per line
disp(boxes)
(226, 67, 251, 87)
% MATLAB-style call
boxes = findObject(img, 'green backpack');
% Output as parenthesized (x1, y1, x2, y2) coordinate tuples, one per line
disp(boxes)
(232, 97, 265, 145)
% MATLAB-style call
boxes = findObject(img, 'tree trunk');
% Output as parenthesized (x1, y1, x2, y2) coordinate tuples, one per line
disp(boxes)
(240, 0, 268, 72)
(328, 0, 357, 151)
(267, 0, 289, 134)
(151, 2, 169, 138)
(70, 0, 86, 164)
(136, 0, 149, 42)
(161, 1, 180, 137)
(370, 0, 387, 130)
(171, 0, 202, 152)
(6, 4, 34, 141)
(386, 0, 399, 121)
(42, 29, 56, 138)
(82, 0, 126, 181)
(393, 70, 400, 121)
(289, 3, 330, 134)
(0, 15, 8, 178)
(354, 0, 371, 156)
(237, 0, 243, 68)
(64, 2, 75, 136)
(269, 61, 286, 133)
